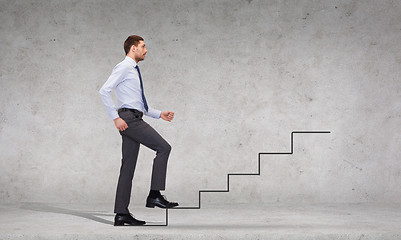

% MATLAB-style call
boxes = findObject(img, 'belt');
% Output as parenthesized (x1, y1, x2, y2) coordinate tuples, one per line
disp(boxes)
(118, 108, 143, 117)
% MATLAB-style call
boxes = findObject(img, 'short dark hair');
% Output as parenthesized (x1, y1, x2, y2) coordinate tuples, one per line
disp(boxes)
(124, 35, 144, 55)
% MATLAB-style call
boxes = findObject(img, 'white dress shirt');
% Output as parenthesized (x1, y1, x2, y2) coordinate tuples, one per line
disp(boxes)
(99, 56, 161, 120)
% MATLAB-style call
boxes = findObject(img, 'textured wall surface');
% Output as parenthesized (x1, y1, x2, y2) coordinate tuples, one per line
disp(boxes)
(1, 0, 400, 205)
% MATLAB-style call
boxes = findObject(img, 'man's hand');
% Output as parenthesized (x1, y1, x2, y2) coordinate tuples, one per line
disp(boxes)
(160, 111, 174, 122)
(114, 117, 128, 131)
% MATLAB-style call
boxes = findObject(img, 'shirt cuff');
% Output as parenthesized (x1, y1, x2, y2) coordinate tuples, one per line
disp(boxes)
(109, 110, 119, 120)
(145, 108, 161, 119)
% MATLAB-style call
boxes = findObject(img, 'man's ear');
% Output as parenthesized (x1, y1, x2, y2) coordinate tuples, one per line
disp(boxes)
(130, 45, 136, 53)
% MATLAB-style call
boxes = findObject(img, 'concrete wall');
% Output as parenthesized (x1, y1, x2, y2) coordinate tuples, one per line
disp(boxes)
(1, 0, 400, 205)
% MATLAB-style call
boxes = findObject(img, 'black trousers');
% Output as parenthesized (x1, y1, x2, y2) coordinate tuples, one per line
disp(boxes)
(114, 109, 171, 214)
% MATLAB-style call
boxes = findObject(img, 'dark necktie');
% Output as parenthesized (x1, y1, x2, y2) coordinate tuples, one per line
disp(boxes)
(135, 65, 149, 112)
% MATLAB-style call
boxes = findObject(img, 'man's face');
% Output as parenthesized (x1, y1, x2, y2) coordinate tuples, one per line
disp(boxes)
(134, 40, 147, 62)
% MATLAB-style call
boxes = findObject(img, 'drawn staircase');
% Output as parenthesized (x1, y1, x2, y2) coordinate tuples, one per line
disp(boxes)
(146, 131, 331, 226)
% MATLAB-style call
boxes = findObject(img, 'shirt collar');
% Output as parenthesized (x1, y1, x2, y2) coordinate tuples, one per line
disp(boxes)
(125, 56, 137, 67)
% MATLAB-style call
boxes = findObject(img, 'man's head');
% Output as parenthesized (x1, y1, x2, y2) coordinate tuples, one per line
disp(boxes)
(124, 35, 147, 63)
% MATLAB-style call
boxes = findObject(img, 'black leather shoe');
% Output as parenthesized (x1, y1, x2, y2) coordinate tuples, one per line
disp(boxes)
(146, 195, 179, 209)
(114, 213, 146, 226)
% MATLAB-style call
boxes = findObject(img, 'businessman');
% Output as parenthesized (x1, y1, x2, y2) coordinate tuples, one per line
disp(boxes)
(99, 35, 178, 226)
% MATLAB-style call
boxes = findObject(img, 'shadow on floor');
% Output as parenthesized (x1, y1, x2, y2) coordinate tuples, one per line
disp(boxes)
(20, 202, 114, 225)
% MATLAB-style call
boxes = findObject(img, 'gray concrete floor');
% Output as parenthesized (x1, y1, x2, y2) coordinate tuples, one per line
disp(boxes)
(0, 202, 400, 239)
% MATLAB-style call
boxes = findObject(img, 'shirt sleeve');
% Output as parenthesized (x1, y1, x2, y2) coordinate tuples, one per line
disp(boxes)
(99, 64, 127, 120)
(144, 106, 162, 119)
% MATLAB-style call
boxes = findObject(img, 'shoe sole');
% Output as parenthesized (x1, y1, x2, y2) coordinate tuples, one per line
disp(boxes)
(114, 221, 146, 226)
(146, 202, 179, 209)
